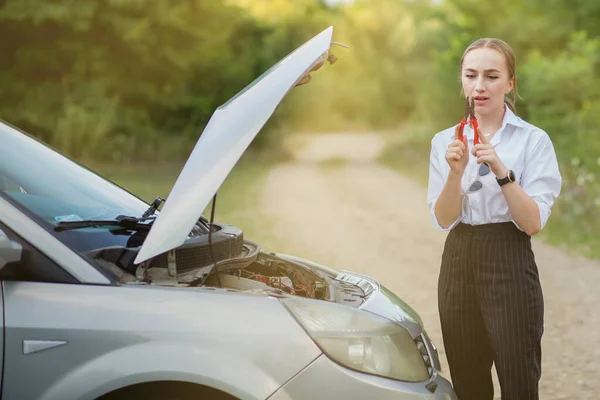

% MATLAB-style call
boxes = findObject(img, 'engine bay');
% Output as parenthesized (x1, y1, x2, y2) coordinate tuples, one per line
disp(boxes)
(95, 239, 333, 300)
(201, 251, 329, 299)
(90, 230, 369, 306)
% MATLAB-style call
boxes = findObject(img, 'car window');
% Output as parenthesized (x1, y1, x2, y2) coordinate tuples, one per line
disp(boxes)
(0, 222, 77, 284)
(0, 174, 27, 193)
(0, 121, 149, 254)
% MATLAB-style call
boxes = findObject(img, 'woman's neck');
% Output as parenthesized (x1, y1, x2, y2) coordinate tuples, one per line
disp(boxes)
(475, 104, 506, 138)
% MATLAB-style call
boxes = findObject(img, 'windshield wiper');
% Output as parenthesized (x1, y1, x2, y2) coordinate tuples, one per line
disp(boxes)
(56, 195, 165, 232)
(54, 215, 155, 232)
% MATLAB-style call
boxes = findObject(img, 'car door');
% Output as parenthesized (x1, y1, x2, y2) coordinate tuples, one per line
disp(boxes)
(0, 221, 85, 400)
(0, 274, 3, 397)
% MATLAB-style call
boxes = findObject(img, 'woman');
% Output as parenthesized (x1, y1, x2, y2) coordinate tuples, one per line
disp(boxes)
(427, 38, 562, 399)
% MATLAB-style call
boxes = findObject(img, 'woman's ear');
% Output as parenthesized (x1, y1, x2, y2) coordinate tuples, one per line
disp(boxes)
(506, 76, 515, 94)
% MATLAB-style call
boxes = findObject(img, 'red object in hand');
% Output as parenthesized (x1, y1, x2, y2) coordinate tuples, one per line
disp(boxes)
(467, 97, 480, 145)
(457, 97, 470, 142)
(472, 118, 480, 144)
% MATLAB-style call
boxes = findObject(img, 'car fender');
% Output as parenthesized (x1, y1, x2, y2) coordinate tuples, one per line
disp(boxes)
(39, 340, 301, 400)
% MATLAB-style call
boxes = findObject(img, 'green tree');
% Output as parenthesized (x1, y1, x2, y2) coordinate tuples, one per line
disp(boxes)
(0, 0, 319, 160)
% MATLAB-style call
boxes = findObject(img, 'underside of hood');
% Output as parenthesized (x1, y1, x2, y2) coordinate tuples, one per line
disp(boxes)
(134, 27, 334, 265)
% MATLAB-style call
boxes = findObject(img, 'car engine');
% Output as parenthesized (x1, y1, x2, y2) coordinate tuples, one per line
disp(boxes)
(88, 222, 371, 305)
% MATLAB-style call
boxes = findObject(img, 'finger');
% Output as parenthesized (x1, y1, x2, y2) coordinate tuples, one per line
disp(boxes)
(295, 74, 312, 86)
(450, 142, 467, 152)
(474, 148, 494, 156)
(447, 153, 462, 162)
(446, 150, 463, 159)
(446, 149, 461, 158)
(448, 147, 464, 157)
(471, 144, 491, 156)
(477, 127, 490, 145)
(474, 154, 493, 164)
(310, 60, 325, 72)
(477, 155, 494, 164)
(453, 141, 466, 153)
(449, 139, 465, 150)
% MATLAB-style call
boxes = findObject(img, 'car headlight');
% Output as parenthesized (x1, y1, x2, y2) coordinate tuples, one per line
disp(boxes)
(281, 298, 430, 382)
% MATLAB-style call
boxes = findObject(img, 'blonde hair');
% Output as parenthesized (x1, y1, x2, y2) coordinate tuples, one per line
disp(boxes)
(460, 38, 518, 113)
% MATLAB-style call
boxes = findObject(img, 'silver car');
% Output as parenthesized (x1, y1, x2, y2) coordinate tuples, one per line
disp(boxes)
(0, 27, 456, 399)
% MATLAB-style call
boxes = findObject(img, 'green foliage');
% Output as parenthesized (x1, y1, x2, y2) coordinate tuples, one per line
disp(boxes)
(519, 33, 600, 256)
(0, 0, 325, 160)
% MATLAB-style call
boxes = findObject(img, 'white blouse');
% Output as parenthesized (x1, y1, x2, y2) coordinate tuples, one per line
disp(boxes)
(427, 106, 562, 232)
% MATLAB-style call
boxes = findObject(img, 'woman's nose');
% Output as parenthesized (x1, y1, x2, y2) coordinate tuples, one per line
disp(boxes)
(475, 77, 485, 92)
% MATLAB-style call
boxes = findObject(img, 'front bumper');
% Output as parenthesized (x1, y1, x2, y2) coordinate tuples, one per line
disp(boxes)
(268, 354, 456, 400)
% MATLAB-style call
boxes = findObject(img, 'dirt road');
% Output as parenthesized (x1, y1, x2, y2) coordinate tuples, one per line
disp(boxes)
(259, 133, 600, 399)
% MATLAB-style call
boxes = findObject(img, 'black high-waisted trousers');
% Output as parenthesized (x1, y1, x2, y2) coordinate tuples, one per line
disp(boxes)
(438, 222, 544, 400)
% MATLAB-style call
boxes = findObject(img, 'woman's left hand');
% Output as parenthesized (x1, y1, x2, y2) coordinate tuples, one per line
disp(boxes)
(471, 128, 508, 178)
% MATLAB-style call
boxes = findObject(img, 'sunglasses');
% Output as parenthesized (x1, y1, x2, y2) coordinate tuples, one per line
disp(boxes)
(467, 162, 491, 193)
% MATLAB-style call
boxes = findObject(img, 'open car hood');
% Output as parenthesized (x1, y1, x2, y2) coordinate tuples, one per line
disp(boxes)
(134, 27, 334, 264)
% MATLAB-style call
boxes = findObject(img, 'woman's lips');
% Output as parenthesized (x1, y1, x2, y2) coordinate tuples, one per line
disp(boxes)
(474, 97, 488, 106)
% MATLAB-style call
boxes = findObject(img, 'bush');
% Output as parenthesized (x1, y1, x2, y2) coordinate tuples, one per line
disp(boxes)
(520, 32, 600, 256)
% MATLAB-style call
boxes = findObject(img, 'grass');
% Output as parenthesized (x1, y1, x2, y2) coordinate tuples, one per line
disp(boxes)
(379, 133, 600, 260)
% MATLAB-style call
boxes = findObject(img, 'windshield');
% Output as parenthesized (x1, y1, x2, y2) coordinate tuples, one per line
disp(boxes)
(0, 121, 149, 253)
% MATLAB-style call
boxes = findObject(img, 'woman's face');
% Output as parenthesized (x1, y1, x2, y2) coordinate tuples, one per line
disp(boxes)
(461, 47, 514, 116)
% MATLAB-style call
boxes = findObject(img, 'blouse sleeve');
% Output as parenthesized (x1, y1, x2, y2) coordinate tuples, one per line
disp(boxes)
(520, 130, 562, 230)
(427, 135, 462, 231)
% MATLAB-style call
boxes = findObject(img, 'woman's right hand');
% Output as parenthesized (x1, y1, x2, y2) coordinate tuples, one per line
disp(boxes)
(445, 125, 469, 174)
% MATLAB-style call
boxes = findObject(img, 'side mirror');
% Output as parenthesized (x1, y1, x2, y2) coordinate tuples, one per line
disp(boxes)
(0, 228, 22, 270)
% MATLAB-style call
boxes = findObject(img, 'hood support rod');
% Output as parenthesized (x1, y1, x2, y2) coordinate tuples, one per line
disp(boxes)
(208, 193, 222, 288)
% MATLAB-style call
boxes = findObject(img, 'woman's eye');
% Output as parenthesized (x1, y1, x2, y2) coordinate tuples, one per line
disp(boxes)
(465, 74, 475, 79)
(488, 76, 499, 80)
